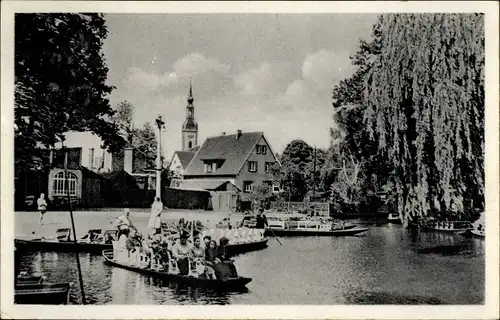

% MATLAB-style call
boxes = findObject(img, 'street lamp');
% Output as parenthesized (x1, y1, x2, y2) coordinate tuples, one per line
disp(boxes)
(155, 115, 166, 200)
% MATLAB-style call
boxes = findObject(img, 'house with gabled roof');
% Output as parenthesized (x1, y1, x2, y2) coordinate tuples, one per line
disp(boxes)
(169, 146, 199, 178)
(183, 129, 280, 201)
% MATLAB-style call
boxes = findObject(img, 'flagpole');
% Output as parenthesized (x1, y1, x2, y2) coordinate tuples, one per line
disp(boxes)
(63, 145, 86, 305)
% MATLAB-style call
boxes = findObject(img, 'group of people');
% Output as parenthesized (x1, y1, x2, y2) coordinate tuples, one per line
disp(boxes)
(114, 200, 238, 280)
(168, 230, 238, 279)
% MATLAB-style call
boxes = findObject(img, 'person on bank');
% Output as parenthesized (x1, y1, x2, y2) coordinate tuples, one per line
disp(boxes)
(256, 208, 268, 229)
(149, 197, 163, 236)
(37, 193, 47, 225)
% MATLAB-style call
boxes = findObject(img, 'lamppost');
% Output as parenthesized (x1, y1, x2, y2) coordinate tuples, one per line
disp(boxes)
(155, 115, 166, 200)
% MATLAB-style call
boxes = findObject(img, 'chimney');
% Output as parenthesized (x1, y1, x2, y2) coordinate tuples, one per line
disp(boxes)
(124, 147, 133, 174)
(236, 129, 242, 140)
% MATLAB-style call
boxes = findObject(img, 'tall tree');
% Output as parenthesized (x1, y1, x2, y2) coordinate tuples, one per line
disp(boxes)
(272, 140, 313, 201)
(15, 13, 124, 174)
(113, 101, 136, 145)
(133, 122, 158, 172)
(328, 16, 387, 212)
(364, 14, 485, 223)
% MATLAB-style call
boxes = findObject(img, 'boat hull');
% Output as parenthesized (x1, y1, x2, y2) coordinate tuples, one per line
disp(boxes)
(264, 227, 368, 237)
(15, 238, 269, 257)
(102, 250, 251, 291)
(15, 282, 71, 305)
(224, 238, 268, 257)
(15, 238, 112, 254)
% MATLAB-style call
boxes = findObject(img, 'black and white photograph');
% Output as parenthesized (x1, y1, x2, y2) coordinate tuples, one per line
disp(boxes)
(1, 1, 499, 319)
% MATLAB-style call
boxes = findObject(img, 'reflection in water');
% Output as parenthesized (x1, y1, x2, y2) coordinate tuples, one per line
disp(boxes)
(16, 221, 484, 305)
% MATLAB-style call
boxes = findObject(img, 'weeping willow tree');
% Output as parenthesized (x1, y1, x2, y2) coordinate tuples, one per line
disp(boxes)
(364, 14, 484, 224)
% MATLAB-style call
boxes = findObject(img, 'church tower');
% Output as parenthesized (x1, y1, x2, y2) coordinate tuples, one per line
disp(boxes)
(182, 82, 198, 151)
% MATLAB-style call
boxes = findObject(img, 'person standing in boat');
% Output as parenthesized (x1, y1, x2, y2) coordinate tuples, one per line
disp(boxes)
(37, 193, 47, 225)
(256, 208, 268, 229)
(116, 208, 135, 239)
(149, 197, 163, 236)
(171, 230, 192, 275)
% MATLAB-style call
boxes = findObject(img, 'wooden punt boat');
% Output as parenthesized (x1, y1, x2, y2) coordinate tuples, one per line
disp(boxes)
(224, 238, 268, 256)
(14, 228, 118, 254)
(16, 228, 268, 257)
(428, 221, 473, 233)
(102, 249, 252, 291)
(15, 281, 72, 305)
(263, 215, 366, 236)
(264, 227, 368, 237)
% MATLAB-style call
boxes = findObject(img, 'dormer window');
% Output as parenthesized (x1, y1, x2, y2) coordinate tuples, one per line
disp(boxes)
(256, 145, 267, 155)
(202, 158, 225, 173)
(205, 162, 217, 173)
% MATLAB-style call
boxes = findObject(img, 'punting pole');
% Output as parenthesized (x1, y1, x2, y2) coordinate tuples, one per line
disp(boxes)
(63, 148, 86, 305)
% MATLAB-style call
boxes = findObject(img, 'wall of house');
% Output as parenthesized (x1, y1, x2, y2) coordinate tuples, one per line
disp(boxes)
(234, 136, 277, 200)
(53, 131, 113, 173)
(170, 154, 184, 177)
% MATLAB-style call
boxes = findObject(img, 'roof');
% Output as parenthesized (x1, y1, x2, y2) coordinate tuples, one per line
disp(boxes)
(172, 179, 240, 191)
(184, 132, 264, 176)
(175, 151, 196, 168)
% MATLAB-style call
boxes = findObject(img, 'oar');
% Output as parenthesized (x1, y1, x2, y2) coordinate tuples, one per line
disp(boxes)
(267, 227, 283, 246)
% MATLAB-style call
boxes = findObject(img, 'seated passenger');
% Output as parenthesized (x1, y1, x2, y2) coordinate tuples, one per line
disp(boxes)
(218, 237, 238, 277)
(203, 240, 219, 280)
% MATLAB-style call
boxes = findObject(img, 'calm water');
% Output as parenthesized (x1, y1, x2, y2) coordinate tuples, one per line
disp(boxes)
(15, 211, 485, 305)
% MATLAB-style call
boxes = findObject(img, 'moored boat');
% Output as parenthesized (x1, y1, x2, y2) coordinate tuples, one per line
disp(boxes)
(428, 221, 472, 233)
(102, 249, 251, 291)
(264, 215, 367, 236)
(15, 227, 269, 257)
(15, 272, 72, 305)
(15, 228, 119, 254)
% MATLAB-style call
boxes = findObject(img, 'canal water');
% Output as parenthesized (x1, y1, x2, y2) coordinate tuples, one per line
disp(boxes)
(15, 211, 484, 305)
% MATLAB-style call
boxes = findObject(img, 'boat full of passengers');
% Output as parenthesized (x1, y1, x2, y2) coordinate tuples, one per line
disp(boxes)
(264, 214, 369, 237)
(103, 228, 253, 291)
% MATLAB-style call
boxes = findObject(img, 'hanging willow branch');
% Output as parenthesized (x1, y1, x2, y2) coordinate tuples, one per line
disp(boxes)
(364, 13, 484, 223)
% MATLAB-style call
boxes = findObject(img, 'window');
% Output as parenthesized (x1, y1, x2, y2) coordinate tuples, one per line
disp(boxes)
(256, 145, 267, 155)
(243, 181, 254, 192)
(188, 141, 193, 149)
(273, 185, 281, 193)
(248, 161, 257, 172)
(265, 162, 274, 173)
(53, 171, 78, 196)
(205, 162, 216, 173)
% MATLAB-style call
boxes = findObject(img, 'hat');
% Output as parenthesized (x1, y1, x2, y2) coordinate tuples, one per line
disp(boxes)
(179, 230, 190, 239)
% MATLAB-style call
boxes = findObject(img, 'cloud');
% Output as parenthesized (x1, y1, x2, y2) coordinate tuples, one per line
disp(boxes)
(233, 61, 295, 97)
(277, 49, 354, 111)
(173, 52, 230, 79)
(234, 62, 274, 95)
(302, 49, 354, 91)
(123, 52, 230, 93)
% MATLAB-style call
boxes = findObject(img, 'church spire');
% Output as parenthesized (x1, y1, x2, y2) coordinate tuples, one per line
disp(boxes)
(187, 79, 194, 104)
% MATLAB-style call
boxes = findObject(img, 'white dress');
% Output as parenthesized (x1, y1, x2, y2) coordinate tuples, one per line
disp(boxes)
(148, 202, 163, 230)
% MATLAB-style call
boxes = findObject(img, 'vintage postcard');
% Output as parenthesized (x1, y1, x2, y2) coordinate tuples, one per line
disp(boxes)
(1, 1, 499, 319)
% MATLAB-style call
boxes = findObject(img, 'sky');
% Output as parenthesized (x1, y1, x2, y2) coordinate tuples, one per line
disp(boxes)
(102, 13, 379, 159)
